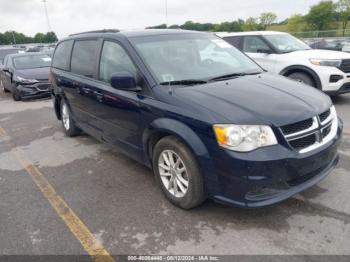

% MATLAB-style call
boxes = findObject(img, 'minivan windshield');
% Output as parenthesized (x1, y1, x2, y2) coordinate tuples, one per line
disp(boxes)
(13, 54, 52, 70)
(130, 34, 263, 84)
(264, 34, 311, 53)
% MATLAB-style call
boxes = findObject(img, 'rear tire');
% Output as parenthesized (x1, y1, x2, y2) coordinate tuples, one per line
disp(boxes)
(60, 100, 81, 137)
(288, 72, 315, 87)
(153, 136, 205, 209)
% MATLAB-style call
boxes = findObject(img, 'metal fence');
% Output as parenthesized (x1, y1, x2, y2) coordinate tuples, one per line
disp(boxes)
(292, 29, 350, 39)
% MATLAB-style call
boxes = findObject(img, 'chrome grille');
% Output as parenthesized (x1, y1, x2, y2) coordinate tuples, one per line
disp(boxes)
(280, 107, 338, 153)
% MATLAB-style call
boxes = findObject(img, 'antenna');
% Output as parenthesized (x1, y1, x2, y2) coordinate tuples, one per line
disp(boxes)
(42, 0, 52, 32)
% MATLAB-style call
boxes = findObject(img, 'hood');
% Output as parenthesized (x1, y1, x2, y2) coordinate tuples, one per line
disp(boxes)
(286, 49, 350, 59)
(15, 67, 50, 81)
(171, 73, 332, 127)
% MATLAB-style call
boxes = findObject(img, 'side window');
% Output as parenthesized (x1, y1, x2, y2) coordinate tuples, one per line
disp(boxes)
(223, 36, 241, 49)
(243, 36, 270, 53)
(71, 40, 98, 78)
(52, 40, 73, 70)
(99, 41, 137, 84)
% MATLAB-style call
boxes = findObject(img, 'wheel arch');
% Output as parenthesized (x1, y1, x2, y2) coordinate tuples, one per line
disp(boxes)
(279, 65, 322, 89)
(142, 118, 210, 169)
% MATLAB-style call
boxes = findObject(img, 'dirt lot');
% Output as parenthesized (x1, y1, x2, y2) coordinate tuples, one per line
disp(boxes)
(0, 91, 350, 257)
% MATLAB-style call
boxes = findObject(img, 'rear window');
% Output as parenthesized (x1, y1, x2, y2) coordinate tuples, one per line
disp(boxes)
(13, 54, 52, 69)
(71, 40, 98, 78)
(52, 40, 73, 70)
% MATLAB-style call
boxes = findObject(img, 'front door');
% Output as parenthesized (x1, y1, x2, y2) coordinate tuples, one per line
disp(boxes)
(242, 36, 276, 72)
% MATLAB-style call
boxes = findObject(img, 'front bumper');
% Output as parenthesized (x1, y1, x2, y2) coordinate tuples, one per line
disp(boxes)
(17, 82, 51, 100)
(210, 121, 343, 208)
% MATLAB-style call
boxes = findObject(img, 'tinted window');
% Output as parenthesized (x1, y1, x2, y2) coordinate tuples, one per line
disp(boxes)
(99, 41, 137, 83)
(223, 36, 241, 49)
(71, 40, 98, 77)
(243, 36, 270, 53)
(52, 40, 73, 70)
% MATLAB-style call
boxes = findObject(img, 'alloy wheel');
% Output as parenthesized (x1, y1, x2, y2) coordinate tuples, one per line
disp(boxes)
(62, 103, 70, 131)
(158, 150, 189, 198)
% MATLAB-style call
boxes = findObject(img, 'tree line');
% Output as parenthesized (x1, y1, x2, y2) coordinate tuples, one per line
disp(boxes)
(147, 0, 350, 35)
(0, 31, 58, 45)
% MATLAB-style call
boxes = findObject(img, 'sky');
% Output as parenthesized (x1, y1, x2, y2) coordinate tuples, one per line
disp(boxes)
(0, 0, 321, 39)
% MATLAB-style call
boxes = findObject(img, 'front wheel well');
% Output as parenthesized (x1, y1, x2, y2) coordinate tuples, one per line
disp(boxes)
(280, 67, 321, 89)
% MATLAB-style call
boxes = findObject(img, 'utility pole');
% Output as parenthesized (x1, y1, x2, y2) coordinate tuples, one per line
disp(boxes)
(165, 0, 168, 28)
(42, 0, 52, 32)
(11, 31, 16, 45)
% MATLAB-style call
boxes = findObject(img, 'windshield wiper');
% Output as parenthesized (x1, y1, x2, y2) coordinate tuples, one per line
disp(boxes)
(159, 79, 207, 86)
(209, 72, 261, 82)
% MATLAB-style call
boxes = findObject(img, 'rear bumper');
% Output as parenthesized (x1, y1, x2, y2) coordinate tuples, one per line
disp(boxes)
(210, 122, 342, 208)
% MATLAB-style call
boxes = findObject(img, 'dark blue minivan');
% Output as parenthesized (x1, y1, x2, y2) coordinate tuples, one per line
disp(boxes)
(50, 29, 342, 209)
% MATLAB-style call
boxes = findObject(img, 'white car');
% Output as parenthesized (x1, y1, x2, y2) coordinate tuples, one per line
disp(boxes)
(217, 31, 350, 95)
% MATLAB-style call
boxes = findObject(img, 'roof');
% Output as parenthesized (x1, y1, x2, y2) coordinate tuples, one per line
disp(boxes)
(216, 31, 289, 37)
(65, 29, 208, 40)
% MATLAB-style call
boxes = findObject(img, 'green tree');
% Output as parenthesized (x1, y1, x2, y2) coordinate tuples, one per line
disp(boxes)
(243, 17, 260, 31)
(305, 1, 337, 30)
(45, 31, 58, 42)
(260, 12, 278, 30)
(336, 0, 350, 35)
(287, 14, 306, 32)
(34, 33, 46, 43)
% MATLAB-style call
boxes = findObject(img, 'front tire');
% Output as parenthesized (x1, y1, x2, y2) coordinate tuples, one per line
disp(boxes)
(12, 86, 21, 101)
(153, 136, 205, 209)
(60, 100, 80, 137)
(288, 72, 315, 87)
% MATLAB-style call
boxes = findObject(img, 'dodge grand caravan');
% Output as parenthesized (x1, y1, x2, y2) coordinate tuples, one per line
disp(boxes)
(50, 29, 342, 209)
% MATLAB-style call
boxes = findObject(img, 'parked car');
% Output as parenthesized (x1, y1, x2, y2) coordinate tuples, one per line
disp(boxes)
(51, 29, 342, 209)
(0, 48, 24, 67)
(218, 31, 350, 95)
(0, 52, 52, 101)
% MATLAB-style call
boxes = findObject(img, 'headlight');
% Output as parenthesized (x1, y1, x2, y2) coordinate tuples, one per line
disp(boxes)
(309, 59, 342, 67)
(213, 124, 277, 152)
(15, 76, 38, 84)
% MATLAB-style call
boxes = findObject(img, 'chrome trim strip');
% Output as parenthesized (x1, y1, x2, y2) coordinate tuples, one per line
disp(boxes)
(284, 116, 318, 139)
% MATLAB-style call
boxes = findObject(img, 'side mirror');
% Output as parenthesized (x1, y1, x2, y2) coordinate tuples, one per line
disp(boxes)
(110, 72, 141, 91)
(2, 67, 10, 73)
(257, 49, 272, 54)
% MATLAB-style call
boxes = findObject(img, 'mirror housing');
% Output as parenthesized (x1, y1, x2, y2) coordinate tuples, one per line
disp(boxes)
(110, 72, 141, 91)
(2, 67, 10, 73)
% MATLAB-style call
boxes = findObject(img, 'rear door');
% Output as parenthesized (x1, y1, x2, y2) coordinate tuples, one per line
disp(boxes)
(2, 57, 14, 91)
(241, 35, 276, 72)
(67, 39, 100, 136)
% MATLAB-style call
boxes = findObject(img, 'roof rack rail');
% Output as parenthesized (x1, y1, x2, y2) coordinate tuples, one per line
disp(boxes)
(69, 29, 120, 36)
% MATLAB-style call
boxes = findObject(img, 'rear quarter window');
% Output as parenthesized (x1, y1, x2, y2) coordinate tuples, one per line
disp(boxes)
(52, 40, 73, 70)
(223, 36, 241, 49)
(70, 40, 98, 78)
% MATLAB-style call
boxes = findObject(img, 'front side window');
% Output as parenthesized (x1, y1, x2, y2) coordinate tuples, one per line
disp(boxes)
(13, 54, 52, 69)
(130, 34, 262, 84)
(52, 40, 73, 70)
(71, 40, 98, 77)
(264, 34, 311, 53)
(242, 36, 270, 53)
(99, 41, 137, 84)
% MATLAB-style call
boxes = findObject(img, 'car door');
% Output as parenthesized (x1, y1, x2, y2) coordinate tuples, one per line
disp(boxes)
(241, 36, 276, 72)
(67, 39, 101, 137)
(83, 40, 143, 160)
